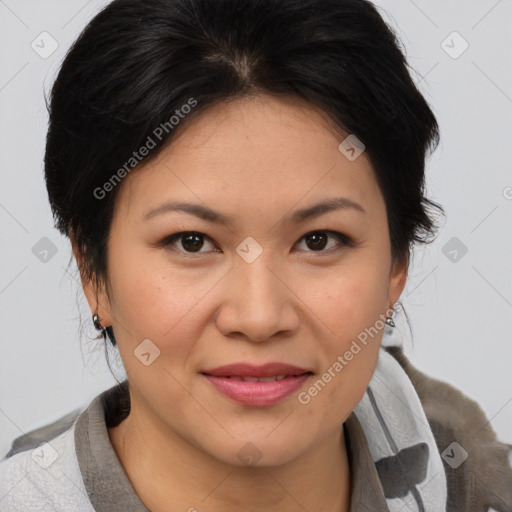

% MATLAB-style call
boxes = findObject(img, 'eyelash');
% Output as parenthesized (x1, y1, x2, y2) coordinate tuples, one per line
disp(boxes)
(157, 230, 354, 257)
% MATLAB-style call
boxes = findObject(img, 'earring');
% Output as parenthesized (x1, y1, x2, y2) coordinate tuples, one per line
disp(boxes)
(93, 313, 117, 346)
(385, 308, 396, 327)
(385, 316, 396, 327)
(92, 313, 107, 341)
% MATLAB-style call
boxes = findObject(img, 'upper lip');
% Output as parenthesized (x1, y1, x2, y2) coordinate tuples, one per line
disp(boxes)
(201, 362, 313, 378)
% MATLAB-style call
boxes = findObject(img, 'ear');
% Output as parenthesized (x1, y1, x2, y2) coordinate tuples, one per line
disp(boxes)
(70, 233, 113, 328)
(387, 252, 409, 309)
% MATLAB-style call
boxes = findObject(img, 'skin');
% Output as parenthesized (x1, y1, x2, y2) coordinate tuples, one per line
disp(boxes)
(74, 94, 407, 512)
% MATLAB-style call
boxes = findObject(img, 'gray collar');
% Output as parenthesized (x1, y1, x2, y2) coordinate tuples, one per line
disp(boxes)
(74, 383, 149, 512)
(344, 412, 390, 511)
(74, 382, 389, 511)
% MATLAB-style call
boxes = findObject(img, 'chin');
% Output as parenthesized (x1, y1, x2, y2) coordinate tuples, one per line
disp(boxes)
(202, 433, 309, 469)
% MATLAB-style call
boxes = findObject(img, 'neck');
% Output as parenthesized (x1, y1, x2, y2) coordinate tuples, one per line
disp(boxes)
(109, 399, 351, 512)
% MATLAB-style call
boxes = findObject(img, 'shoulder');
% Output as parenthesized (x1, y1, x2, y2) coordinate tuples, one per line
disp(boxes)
(0, 415, 94, 511)
(386, 345, 512, 512)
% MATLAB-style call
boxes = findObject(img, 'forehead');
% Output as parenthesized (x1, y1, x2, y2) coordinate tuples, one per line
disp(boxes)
(113, 95, 382, 225)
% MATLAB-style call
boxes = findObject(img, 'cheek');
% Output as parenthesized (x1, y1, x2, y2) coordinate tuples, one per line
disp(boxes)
(107, 240, 196, 330)
(106, 243, 229, 374)
(296, 260, 388, 405)
(298, 258, 389, 340)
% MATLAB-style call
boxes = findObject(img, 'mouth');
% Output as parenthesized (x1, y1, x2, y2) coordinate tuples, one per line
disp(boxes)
(200, 363, 314, 407)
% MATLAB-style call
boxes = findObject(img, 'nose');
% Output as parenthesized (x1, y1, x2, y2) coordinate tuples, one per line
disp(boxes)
(215, 256, 300, 343)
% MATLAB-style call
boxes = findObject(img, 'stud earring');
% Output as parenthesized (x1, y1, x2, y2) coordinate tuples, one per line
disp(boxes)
(92, 313, 117, 346)
(92, 313, 107, 341)
(385, 307, 396, 327)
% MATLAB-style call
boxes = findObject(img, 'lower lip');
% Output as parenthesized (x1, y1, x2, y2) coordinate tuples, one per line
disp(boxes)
(201, 373, 313, 407)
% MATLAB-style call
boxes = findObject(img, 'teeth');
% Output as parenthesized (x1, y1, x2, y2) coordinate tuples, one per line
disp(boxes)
(226, 375, 289, 382)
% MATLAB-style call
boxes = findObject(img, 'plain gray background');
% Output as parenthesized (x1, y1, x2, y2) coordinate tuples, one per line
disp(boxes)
(1, 0, 511, 460)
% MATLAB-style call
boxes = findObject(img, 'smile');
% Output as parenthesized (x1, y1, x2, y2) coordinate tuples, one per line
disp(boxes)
(201, 373, 313, 407)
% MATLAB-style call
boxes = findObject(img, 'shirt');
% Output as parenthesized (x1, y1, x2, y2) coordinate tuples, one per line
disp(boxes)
(0, 381, 390, 511)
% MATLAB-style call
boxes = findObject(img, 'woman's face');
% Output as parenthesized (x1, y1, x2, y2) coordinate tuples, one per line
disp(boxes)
(80, 94, 407, 467)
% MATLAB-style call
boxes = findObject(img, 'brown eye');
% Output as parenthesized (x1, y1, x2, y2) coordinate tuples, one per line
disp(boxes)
(304, 232, 329, 251)
(295, 230, 353, 253)
(180, 232, 204, 252)
(161, 231, 218, 254)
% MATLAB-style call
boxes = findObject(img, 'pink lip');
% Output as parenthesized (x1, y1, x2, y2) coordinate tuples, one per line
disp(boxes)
(201, 373, 313, 407)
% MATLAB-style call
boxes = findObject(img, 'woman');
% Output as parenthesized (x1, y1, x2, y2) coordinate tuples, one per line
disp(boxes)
(1, 0, 511, 510)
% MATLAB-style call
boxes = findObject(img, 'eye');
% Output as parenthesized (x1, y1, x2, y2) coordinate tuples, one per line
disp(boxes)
(294, 230, 354, 254)
(160, 231, 218, 255)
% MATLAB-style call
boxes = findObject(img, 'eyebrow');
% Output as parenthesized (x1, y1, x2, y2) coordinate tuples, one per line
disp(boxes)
(142, 197, 366, 225)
